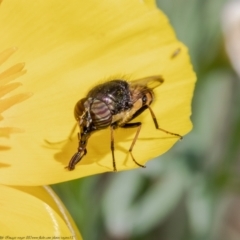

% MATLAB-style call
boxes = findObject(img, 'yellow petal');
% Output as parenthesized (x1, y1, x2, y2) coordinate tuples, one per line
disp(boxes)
(0, 185, 82, 238)
(0, 0, 196, 185)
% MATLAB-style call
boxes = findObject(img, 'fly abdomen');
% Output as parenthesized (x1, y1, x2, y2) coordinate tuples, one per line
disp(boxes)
(90, 99, 112, 129)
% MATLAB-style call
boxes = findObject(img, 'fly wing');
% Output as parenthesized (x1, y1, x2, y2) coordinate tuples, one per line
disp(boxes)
(129, 75, 164, 89)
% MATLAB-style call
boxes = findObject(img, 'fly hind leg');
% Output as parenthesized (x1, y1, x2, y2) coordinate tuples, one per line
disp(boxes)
(147, 106, 183, 139)
(121, 122, 146, 169)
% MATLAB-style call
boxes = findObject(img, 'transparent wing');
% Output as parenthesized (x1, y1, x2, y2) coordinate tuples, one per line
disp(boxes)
(129, 75, 164, 89)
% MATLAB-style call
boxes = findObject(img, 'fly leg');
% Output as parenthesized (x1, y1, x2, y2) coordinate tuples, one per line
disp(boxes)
(45, 123, 78, 146)
(121, 122, 146, 169)
(110, 125, 117, 172)
(147, 106, 183, 139)
(67, 122, 78, 141)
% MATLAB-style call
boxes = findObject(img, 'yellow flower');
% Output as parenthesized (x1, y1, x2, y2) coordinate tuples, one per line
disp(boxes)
(0, 55, 72, 236)
(0, 50, 81, 237)
(0, 0, 196, 187)
(0, 185, 82, 237)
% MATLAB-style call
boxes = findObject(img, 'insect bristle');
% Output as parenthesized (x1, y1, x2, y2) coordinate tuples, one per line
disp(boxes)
(100, 74, 132, 83)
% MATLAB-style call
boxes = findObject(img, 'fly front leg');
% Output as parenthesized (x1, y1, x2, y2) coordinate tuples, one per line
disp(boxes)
(45, 123, 78, 146)
(121, 122, 146, 169)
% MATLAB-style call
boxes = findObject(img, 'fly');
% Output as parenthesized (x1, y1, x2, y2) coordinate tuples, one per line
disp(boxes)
(67, 76, 182, 171)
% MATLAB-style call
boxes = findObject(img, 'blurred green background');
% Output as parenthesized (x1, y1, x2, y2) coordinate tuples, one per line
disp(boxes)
(52, 0, 240, 239)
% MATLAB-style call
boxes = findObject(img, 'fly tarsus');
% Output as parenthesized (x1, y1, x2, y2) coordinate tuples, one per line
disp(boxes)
(121, 122, 146, 169)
